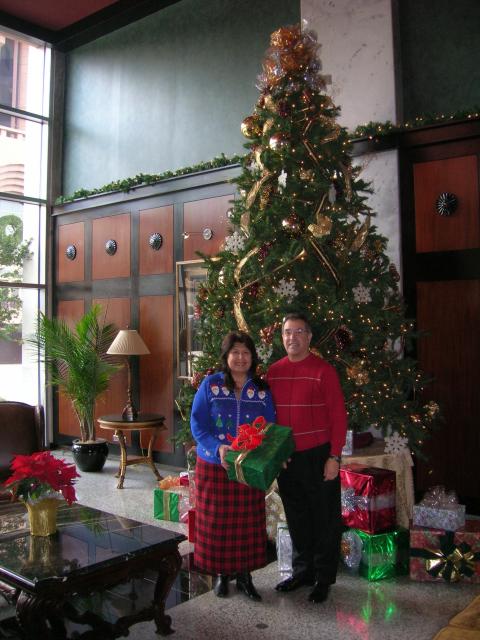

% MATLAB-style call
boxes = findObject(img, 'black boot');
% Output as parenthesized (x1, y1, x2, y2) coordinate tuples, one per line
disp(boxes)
(236, 573, 262, 601)
(213, 574, 230, 598)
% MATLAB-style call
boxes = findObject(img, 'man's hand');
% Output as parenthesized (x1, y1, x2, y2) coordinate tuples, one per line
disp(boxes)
(324, 457, 339, 481)
(219, 444, 233, 470)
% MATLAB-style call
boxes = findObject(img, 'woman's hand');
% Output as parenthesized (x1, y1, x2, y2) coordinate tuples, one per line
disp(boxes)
(219, 444, 233, 470)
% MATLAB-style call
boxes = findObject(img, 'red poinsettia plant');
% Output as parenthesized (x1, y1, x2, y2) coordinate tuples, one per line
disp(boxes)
(3, 451, 80, 505)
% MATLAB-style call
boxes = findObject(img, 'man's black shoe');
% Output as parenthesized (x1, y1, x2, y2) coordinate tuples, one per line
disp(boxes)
(213, 574, 230, 598)
(308, 582, 329, 603)
(275, 573, 315, 592)
(236, 573, 262, 601)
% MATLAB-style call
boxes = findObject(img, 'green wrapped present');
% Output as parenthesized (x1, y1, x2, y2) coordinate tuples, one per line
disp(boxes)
(225, 422, 294, 491)
(341, 527, 409, 581)
(153, 486, 190, 522)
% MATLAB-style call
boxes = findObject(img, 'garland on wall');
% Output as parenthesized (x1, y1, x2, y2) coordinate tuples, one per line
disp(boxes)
(56, 107, 480, 205)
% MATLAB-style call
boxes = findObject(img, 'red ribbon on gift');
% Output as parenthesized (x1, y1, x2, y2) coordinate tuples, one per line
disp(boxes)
(227, 416, 267, 451)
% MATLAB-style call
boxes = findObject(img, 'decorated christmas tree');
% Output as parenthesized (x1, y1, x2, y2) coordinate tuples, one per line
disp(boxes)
(176, 23, 439, 456)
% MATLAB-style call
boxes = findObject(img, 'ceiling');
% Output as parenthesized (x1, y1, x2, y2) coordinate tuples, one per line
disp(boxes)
(0, 0, 181, 50)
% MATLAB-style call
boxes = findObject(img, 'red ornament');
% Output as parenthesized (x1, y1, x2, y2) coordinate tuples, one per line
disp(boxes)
(334, 325, 353, 350)
(191, 371, 204, 389)
(249, 283, 260, 298)
(193, 304, 202, 320)
(259, 241, 273, 262)
(260, 323, 280, 344)
(277, 100, 291, 118)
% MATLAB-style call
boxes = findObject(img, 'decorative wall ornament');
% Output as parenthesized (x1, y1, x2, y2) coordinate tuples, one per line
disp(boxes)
(105, 239, 117, 255)
(436, 192, 458, 216)
(65, 245, 77, 261)
(149, 232, 163, 251)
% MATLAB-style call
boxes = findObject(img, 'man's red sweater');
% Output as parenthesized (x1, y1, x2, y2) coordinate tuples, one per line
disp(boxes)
(267, 352, 347, 456)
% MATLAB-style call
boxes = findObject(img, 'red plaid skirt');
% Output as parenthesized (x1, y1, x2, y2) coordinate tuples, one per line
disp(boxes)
(194, 457, 267, 575)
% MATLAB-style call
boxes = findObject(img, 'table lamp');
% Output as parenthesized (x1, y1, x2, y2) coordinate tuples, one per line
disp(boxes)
(107, 329, 150, 420)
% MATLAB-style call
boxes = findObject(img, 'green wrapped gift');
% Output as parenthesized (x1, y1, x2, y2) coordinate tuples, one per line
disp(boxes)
(341, 527, 409, 581)
(225, 422, 294, 491)
(153, 487, 190, 522)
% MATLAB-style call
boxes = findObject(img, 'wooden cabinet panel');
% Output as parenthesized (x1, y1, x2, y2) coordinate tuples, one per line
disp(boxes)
(139, 295, 174, 453)
(92, 214, 131, 280)
(57, 222, 85, 283)
(57, 300, 85, 438)
(93, 298, 131, 444)
(414, 155, 479, 253)
(139, 205, 174, 275)
(183, 194, 233, 260)
(416, 280, 480, 500)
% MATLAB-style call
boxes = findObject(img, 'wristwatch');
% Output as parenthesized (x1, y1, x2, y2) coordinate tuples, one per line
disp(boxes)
(328, 454, 341, 463)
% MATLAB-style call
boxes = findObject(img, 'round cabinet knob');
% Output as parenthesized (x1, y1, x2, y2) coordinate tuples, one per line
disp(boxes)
(436, 192, 458, 216)
(105, 239, 117, 255)
(149, 233, 163, 251)
(65, 244, 77, 260)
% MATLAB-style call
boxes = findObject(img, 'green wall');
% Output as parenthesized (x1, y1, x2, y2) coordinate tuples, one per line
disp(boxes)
(62, 0, 299, 194)
(398, 0, 480, 120)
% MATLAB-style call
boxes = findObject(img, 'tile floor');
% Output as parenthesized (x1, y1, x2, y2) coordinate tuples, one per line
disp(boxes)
(1, 448, 479, 639)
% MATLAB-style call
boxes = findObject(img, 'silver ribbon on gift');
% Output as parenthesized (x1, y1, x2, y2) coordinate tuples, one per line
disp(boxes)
(341, 488, 395, 513)
(341, 488, 369, 513)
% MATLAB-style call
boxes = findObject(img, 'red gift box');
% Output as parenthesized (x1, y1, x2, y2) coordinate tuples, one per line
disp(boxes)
(410, 519, 480, 583)
(340, 464, 396, 534)
(188, 508, 195, 543)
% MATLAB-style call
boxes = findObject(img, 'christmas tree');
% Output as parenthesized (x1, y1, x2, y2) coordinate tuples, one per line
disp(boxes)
(176, 23, 439, 456)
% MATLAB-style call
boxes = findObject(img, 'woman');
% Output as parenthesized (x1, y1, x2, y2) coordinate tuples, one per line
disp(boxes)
(190, 331, 275, 601)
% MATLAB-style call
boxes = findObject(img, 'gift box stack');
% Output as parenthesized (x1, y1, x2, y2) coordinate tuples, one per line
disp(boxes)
(340, 464, 409, 581)
(153, 472, 194, 529)
(409, 486, 480, 583)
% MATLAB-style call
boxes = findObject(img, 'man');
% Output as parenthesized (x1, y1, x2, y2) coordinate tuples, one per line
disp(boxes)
(267, 312, 347, 603)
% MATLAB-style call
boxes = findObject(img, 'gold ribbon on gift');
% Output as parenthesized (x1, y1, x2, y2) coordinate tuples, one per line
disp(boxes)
(424, 546, 476, 583)
(233, 423, 274, 486)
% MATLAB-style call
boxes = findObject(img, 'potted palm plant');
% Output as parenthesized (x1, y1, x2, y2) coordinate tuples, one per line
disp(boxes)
(29, 304, 120, 472)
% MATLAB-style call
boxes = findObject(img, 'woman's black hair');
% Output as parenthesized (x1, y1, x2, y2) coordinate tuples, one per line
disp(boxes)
(220, 331, 269, 391)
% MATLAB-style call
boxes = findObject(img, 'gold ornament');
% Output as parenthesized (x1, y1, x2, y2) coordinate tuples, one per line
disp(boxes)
(425, 401, 440, 418)
(240, 115, 261, 138)
(260, 183, 274, 210)
(299, 168, 314, 181)
(263, 94, 277, 113)
(308, 216, 332, 238)
(269, 132, 290, 151)
(347, 361, 370, 386)
(350, 218, 371, 252)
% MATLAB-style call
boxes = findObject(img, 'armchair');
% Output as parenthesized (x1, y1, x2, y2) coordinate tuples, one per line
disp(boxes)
(0, 401, 44, 483)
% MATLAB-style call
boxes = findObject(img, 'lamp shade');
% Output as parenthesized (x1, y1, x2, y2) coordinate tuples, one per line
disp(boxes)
(107, 329, 150, 356)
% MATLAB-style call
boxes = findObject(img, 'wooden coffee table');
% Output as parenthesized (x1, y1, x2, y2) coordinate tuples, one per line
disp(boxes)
(0, 501, 185, 639)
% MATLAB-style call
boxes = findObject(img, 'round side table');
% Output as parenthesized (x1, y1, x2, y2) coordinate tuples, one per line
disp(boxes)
(98, 413, 166, 489)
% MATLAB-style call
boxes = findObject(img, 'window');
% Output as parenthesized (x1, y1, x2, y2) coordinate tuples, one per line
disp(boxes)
(0, 29, 50, 404)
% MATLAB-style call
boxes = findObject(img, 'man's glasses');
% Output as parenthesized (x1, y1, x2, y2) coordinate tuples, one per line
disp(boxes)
(283, 328, 309, 337)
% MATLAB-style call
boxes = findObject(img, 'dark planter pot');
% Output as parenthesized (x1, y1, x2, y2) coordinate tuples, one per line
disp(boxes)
(71, 439, 109, 472)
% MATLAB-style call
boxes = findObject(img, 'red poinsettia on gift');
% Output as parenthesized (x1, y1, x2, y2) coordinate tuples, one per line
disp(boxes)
(227, 415, 267, 450)
(3, 451, 80, 505)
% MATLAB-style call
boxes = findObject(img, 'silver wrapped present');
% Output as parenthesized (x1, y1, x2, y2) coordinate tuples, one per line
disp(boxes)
(276, 522, 292, 575)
